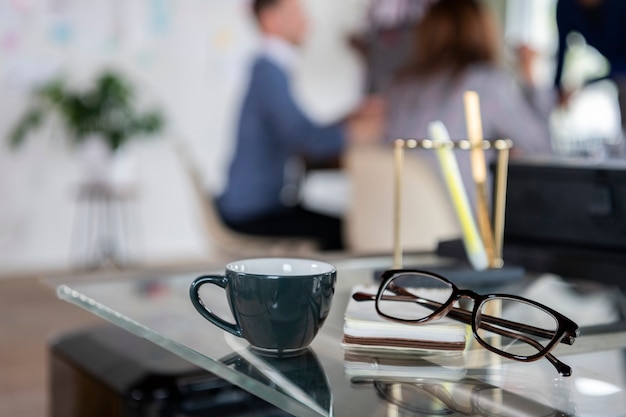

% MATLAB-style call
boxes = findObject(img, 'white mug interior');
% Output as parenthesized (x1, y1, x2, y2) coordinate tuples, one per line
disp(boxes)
(226, 258, 335, 277)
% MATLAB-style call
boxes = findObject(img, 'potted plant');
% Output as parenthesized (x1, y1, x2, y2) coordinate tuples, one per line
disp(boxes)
(9, 70, 164, 184)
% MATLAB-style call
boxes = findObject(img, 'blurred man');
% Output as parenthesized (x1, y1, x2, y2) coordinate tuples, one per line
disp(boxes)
(217, 0, 383, 251)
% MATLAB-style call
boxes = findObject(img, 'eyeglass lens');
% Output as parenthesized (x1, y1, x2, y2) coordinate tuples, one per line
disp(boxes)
(378, 272, 454, 321)
(476, 297, 559, 358)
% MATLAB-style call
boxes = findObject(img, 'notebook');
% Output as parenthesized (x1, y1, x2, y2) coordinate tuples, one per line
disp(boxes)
(342, 285, 468, 354)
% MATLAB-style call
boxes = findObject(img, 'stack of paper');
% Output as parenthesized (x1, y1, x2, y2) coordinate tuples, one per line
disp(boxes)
(342, 285, 468, 354)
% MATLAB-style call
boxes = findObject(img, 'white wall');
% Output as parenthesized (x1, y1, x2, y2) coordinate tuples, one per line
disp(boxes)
(0, 0, 368, 274)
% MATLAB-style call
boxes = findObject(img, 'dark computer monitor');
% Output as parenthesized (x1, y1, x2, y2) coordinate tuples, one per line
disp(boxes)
(505, 157, 626, 251)
(502, 156, 626, 283)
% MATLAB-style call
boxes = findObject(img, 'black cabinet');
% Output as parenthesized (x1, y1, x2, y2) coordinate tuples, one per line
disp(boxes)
(49, 324, 292, 417)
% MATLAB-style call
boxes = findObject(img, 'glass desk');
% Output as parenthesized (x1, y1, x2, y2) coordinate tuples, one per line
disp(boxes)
(51, 255, 626, 416)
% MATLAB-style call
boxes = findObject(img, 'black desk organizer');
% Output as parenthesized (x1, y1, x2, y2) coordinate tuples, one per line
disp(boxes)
(437, 237, 626, 288)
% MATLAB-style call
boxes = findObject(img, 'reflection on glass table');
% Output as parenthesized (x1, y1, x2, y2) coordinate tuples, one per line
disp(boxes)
(352, 376, 573, 417)
(50, 255, 626, 416)
(219, 335, 332, 417)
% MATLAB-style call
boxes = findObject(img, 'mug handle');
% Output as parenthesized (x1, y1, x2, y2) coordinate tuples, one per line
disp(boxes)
(189, 275, 242, 337)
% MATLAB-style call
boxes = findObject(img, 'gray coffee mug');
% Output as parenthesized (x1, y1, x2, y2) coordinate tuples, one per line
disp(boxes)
(190, 258, 336, 353)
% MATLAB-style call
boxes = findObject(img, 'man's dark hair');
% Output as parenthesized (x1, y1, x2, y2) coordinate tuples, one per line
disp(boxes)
(252, 0, 282, 20)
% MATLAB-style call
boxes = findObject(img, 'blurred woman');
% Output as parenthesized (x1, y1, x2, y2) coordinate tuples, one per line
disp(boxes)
(384, 0, 553, 204)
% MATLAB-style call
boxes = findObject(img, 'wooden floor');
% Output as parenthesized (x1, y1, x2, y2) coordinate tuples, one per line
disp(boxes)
(0, 275, 104, 417)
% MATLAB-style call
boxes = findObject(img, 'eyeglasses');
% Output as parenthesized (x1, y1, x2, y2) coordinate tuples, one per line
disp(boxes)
(352, 269, 580, 376)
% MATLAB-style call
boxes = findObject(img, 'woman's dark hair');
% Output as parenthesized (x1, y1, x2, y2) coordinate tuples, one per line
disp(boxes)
(252, 0, 281, 20)
(399, 0, 500, 79)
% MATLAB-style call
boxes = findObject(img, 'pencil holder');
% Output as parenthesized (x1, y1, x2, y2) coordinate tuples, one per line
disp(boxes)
(392, 138, 513, 270)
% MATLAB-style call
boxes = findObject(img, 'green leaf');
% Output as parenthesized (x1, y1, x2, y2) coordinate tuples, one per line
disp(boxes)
(9, 107, 44, 148)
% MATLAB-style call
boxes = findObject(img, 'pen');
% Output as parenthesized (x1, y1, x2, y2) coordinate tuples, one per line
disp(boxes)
(429, 121, 488, 271)
(464, 91, 497, 268)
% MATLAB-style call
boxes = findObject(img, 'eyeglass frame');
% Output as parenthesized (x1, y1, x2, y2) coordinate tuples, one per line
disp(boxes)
(354, 269, 580, 376)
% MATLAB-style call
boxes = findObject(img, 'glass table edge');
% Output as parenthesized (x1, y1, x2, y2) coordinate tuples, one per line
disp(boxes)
(56, 284, 330, 417)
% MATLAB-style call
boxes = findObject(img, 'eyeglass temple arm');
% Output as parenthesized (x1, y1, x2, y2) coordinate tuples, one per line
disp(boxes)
(443, 302, 573, 344)
(461, 310, 573, 377)
(352, 292, 572, 376)
(352, 291, 558, 343)
(384, 285, 575, 345)
(353, 291, 569, 343)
